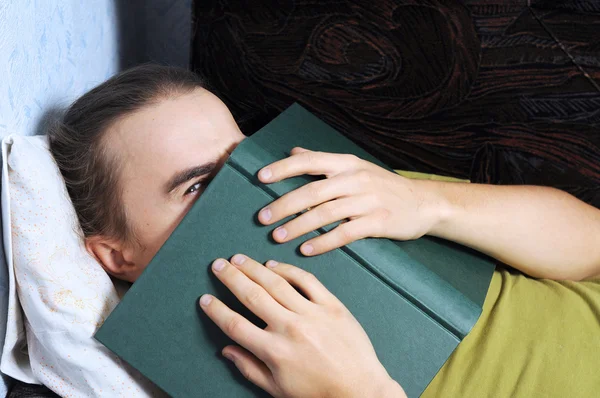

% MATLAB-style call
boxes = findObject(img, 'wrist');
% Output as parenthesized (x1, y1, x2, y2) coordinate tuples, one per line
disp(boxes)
(342, 372, 406, 398)
(411, 179, 456, 237)
(360, 372, 407, 398)
(379, 379, 406, 398)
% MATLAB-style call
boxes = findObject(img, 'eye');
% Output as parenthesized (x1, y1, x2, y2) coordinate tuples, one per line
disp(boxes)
(184, 181, 203, 196)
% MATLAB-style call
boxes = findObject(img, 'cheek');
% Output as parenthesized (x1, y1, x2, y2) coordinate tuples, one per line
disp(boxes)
(129, 207, 178, 266)
(129, 200, 195, 268)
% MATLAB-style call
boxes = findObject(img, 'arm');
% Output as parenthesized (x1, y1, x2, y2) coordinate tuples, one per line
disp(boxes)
(420, 181, 600, 280)
(257, 148, 600, 281)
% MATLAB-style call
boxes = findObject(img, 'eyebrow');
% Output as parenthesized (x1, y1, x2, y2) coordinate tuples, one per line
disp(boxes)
(164, 162, 218, 194)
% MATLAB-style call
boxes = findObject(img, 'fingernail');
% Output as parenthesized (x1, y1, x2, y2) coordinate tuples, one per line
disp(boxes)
(301, 244, 314, 255)
(266, 260, 278, 268)
(199, 295, 213, 307)
(259, 167, 272, 181)
(273, 226, 287, 241)
(213, 259, 226, 271)
(260, 207, 272, 222)
(223, 352, 235, 362)
(231, 254, 246, 265)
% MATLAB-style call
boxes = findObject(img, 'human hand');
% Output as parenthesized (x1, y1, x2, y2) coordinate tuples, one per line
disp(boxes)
(257, 148, 443, 256)
(199, 254, 406, 398)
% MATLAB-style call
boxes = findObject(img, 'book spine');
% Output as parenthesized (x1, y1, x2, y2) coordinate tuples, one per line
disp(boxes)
(340, 239, 481, 339)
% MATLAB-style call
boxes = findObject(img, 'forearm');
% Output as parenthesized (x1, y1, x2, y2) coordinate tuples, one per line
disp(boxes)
(417, 180, 600, 280)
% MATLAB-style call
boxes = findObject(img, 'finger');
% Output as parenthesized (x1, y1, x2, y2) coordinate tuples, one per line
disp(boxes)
(258, 174, 359, 225)
(199, 294, 270, 358)
(299, 216, 378, 256)
(290, 146, 309, 155)
(230, 254, 312, 313)
(258, 150, 359, 183)
(222, 345, 279, 397)
(270, 195, 375, 243)
(264, 261, 339, 306)
(211, 259, 292, 324)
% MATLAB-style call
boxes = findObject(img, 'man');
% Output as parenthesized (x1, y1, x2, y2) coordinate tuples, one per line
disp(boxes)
(49, 64, 600, 397)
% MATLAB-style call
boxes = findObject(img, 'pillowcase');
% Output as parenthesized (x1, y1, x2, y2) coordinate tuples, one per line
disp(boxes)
(0, 135, 164, 397)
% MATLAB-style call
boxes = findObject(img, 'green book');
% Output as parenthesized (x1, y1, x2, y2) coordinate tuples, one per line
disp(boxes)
(95, 104, 496, 398)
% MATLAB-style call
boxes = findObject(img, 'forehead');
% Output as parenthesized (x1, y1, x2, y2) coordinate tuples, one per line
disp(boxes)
(105, 88, 237, 192)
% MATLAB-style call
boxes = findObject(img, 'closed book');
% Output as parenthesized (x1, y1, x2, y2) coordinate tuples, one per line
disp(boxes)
(95, 104, 495, 397)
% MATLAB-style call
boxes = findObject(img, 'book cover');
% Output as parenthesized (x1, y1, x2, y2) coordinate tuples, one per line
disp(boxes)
(95, 104, 495, 397)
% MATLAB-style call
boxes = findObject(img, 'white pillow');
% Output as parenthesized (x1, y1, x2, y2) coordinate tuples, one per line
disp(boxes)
(0, 135, 164, 397)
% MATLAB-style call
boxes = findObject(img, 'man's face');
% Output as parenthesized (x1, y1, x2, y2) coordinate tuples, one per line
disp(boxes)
(104, 88, 245, 279)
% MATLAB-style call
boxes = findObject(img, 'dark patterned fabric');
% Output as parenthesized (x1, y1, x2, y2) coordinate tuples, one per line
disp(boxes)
(7, 382, 59, 398)
(191, 0, 600, 207)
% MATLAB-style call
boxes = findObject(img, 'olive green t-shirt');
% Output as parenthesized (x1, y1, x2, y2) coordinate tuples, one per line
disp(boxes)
(422, 267, 600, 397)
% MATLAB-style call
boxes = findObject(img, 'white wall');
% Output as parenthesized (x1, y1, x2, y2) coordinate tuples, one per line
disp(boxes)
(0, 0, 192, 139)
(0, 1, 120, 139)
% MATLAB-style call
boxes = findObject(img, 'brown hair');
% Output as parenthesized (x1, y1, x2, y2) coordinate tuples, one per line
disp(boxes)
(49, 64, 205, 244)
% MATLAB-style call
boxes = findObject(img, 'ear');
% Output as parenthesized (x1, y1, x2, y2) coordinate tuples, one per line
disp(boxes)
(85, 236, 141, 282)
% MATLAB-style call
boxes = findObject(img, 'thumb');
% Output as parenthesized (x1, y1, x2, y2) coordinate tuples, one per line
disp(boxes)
(222, 345, 279, 396)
